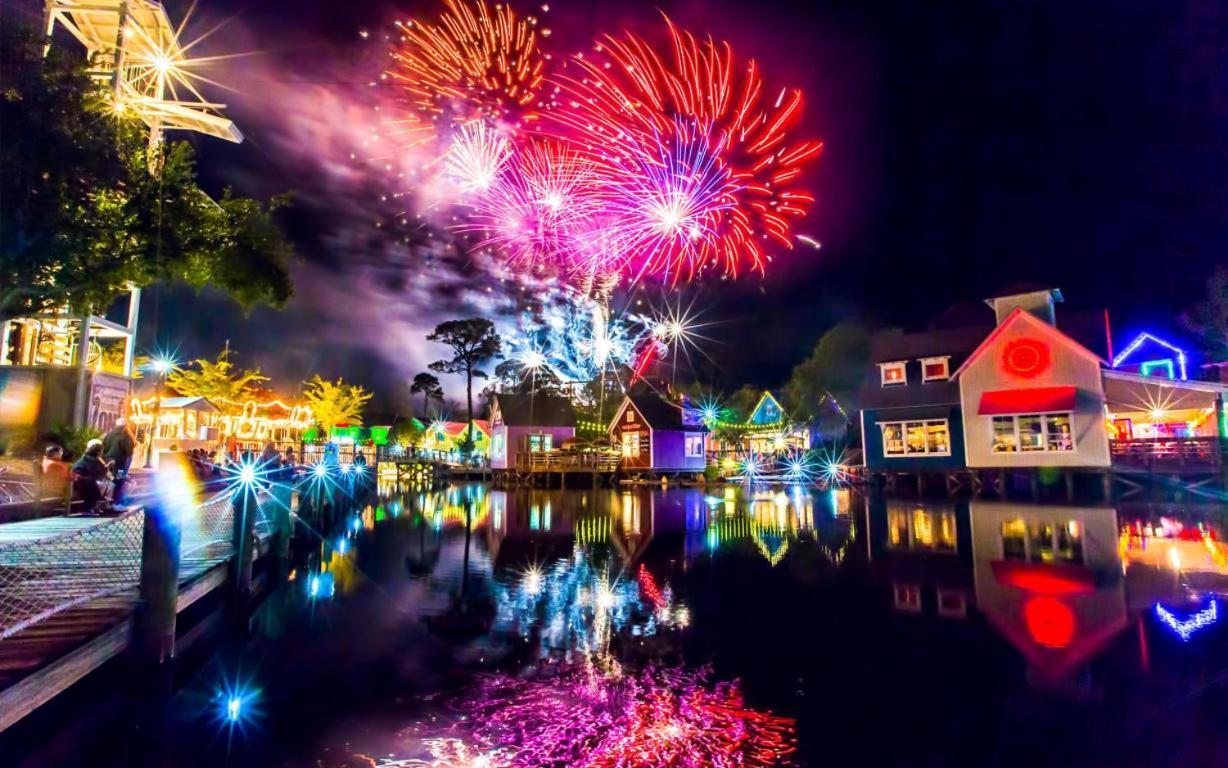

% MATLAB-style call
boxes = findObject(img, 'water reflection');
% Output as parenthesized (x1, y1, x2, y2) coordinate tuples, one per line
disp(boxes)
(865, 494, 1228, 692)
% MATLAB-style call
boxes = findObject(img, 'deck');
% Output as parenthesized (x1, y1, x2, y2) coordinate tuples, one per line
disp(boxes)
(0, 492, 277, 732)
(1110, 437, 1226, 473)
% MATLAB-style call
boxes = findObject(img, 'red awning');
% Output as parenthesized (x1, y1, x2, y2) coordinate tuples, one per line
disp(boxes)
(978, 386, 1076, 415)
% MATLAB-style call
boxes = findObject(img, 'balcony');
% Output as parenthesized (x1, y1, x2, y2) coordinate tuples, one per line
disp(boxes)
(1110, 437, 1225, 472)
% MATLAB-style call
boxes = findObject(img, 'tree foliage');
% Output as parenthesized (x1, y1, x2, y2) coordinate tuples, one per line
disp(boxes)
(302, 375, 372, 431)
(1181, 266, 1228, 362)
(410, 372, 444, 417)
(783, 322, 873, 420)
(0, 22, 294, 319)
(166, 349, 268, 409)
(428, 318, 502, 456)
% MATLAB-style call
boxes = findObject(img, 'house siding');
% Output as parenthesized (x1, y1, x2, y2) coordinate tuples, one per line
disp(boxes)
(651, 430, 706, 472)
(958, 317, 1110, 468)
(491, 425, 576, 469)
(862, 405, 967, 471)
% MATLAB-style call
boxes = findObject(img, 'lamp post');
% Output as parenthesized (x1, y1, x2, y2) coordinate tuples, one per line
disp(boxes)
(143, 357, 174, 469)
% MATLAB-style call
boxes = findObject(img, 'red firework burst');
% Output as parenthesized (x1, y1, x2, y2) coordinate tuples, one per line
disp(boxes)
(546, 16, 823, 282)
(386, 0, 549, 147)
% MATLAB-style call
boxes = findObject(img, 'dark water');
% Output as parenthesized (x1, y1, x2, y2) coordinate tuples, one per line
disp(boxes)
(24, 482, 1228, 767)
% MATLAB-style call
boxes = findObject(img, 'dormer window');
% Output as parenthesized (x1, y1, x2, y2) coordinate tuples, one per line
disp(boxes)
(880, 361, 907, 386)
(921, 356, 951, 382)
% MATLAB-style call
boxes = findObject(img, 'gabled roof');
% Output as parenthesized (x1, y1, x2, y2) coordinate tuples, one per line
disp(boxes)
(611, 394, 707, 432)
(492, 392, 576, 427)
(159, 396, 218, 411)
(951, 307, 1106, 379)
(747, 391, 786, 425)
(436, 420, 491, 437)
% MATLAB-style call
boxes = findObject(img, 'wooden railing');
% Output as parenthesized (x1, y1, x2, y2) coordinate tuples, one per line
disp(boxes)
(514, 450, 621, 472)
(1110, 437, 1225, 470)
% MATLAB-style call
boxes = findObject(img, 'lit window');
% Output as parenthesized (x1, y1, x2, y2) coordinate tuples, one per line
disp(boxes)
(529, 434, 552, 453)
(1002, 518, 1027, 560)
(882, 423, 905, 456)
(921, 356, 950, 382)
(626, 408, 635, 423)
(685, 435, 704, 457)
(621, 431, 640, 458)
(991, 413, 1075, 453)
(880, 361, 907, 386)
(880, 419, 951, 457)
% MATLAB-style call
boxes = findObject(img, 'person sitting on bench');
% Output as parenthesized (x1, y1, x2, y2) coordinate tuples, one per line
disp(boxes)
(40, 444, 71, 501)
(71, 439, 110, 516)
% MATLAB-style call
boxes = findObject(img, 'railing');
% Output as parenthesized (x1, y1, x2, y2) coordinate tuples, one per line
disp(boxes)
(0, 491, 266, 641)
(1110, 437, 1225, 470)
(515, 451, 621, 472)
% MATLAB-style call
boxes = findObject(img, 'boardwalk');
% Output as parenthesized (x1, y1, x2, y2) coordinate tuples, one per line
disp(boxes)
(0, 492, 278, 732)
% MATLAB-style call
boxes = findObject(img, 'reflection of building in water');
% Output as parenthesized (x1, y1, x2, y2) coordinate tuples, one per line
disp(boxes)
(685, 488, 855, 567)
(971, 501, 1128, 684)
(866, 498, 973, 617)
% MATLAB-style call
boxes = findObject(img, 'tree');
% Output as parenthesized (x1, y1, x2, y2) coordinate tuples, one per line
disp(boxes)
(166, 349, 268, 408)
(1181, 266, 1228, 363)
(302, 375, 372, 434)
(410, 372, 444, 417)
(0, 22, 294, 320)
(783, 322, 873, 421)
(427, 319, 502, 457)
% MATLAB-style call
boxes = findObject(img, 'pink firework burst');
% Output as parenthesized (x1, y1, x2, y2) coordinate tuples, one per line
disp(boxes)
(461, 141, 600, 275)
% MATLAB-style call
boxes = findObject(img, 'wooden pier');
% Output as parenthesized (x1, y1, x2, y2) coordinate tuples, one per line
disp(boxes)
(0, 485, 288, 733)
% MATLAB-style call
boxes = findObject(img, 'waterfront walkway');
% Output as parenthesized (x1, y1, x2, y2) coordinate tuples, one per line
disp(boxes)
(0, 491, 279, 731)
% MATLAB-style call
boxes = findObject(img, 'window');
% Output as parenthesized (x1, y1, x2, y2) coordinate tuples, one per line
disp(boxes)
(492, 434, 505, 458)
(880, 420, 950, 457)
(685, 434, 704, 457)
(887, 508, 957, 551)
(625, 408, 635, 423)
(937, 589, 967, 618)
(921, 356, 950, 382)
(528, 433, 552, 453)
(882, 423, 905, 456)
(991, 413, 1075, 453)
(880, 361, 907, 386)
(1001, 518, 1083, 563)
(621, 431, 640, 458)
(894, 583, 922, 613)
(1001, 518, 1027, 560)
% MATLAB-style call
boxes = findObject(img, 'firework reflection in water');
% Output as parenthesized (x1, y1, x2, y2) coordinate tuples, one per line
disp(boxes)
(369, 664, 796, 767)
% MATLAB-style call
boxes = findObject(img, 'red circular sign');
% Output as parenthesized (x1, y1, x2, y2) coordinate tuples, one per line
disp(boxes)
(1002, 338, 1051, 379)
(1024, 596, 1075, 649)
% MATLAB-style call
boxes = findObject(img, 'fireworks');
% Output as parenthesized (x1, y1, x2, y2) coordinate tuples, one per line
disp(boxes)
(379, 1, 821, 290)
(547, 16, 824, 282)
(445, 121, 513, 192)
(461, 141, 598, 274)
(387, 0, 548, 148)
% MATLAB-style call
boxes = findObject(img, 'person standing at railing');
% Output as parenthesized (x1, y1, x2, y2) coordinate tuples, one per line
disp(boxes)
(72, 439, 109, 516)
(103, 418, 136, 507)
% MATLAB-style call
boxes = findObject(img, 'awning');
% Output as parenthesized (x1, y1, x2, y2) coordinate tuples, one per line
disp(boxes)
(978, 386, 1076, 415)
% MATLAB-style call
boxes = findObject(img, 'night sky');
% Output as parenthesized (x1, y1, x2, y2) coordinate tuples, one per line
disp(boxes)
(20, 0, 1228, 415)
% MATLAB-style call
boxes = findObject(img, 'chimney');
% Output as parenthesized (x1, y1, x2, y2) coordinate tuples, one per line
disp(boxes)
(984, 288, 1063, 327)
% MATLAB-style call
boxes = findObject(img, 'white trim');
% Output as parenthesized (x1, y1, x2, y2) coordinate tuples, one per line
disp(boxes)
(879, 418, 952, 457)
(879, 361, 908, 387)
(920, 356, 951, 382)
(989, 412, 1076, 454)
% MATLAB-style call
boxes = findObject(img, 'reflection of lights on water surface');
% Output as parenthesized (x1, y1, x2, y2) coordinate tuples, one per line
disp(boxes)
(365, 664, 795, 768)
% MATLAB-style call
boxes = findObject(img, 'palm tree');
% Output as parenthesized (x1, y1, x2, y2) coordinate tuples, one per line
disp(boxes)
(410, 372, 444, 418)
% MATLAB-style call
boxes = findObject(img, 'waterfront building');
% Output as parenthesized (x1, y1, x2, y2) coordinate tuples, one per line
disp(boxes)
(489, 392, 577, 470)
(607, 393, 708, 474)
(858, 288, 1228, 487)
